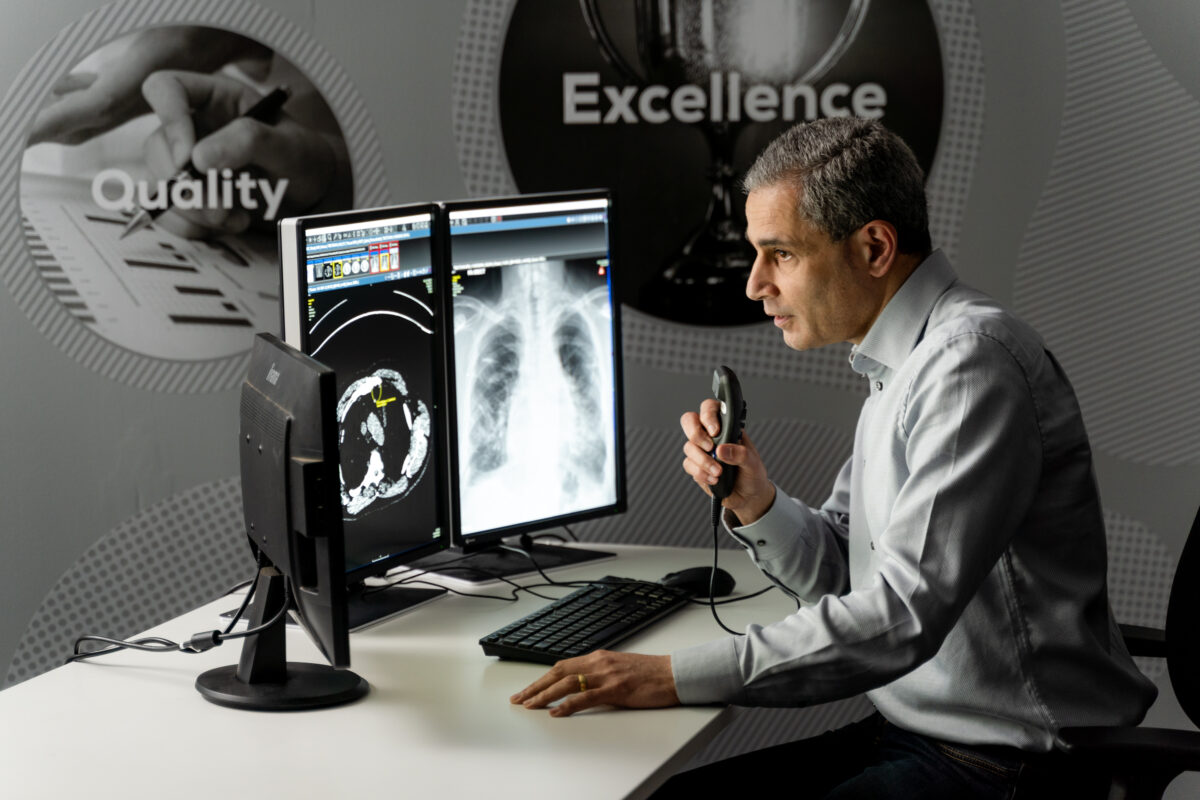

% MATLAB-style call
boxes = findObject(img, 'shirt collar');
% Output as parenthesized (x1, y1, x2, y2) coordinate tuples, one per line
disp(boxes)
(850, 249, 957, 375)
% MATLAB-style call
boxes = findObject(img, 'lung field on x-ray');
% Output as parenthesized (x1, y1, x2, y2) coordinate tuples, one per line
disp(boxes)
(469, 316, 523, 473)
(456, 258, 615, 533)
(554, 309, 605, 492)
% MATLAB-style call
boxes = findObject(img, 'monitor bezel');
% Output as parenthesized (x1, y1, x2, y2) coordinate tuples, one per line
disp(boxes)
(277, 202, 452, 582)
(437, 188, 627, 553)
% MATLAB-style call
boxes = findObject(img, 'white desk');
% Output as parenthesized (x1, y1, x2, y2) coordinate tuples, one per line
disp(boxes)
(0, 545, 794, 799)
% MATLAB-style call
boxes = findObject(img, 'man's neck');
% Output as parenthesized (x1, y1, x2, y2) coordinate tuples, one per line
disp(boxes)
(850, 252, 927, 345)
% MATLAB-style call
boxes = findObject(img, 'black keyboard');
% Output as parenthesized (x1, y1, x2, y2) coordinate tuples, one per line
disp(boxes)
(479, 576, 694, 664)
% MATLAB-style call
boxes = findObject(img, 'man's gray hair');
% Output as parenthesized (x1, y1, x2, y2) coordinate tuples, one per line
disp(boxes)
(742, 118, 931, 255)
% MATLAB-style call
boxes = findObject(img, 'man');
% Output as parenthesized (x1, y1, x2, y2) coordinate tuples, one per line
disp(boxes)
(510, 118, 1156, 797)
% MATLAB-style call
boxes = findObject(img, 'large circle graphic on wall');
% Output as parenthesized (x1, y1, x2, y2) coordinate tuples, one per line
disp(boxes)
(499, 0, 944, 325)
(0, 2, 389, 393)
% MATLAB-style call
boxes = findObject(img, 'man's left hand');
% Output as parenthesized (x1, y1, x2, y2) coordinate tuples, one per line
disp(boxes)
(510, 650, 679, 717)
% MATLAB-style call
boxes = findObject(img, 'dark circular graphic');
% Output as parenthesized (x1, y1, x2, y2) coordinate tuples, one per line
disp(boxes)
(500, 0, 943, 325)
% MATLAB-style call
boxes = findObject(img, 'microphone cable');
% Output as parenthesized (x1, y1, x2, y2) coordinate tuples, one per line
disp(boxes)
(708, 495, 745, 636)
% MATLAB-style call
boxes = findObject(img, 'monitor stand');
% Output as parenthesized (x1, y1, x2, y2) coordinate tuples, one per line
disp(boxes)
(196, 567, 369, 711)
(409, 541, 614, 584)
(346, 580, 446, 631)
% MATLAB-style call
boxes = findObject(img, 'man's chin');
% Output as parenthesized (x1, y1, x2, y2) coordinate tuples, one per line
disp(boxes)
(780, 329, 813, 351)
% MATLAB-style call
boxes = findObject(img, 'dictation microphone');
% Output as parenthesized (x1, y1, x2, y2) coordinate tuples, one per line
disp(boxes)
(710, 365, 747, 501)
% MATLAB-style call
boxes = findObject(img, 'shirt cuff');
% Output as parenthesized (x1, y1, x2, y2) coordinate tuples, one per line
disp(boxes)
(671, 635, 744, 705)
(726, 483, 810, 562)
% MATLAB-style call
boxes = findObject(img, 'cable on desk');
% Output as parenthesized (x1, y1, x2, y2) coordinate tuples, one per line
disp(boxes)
(363, 571, 523, 603)
(527, 532, 569, 545)
(505, 535, 565, 588)
(368, 531, 774, 621)
(366, 557, 671, 609)
(685, 586, 774, 606)
(502, 530, 775, 613)
(65, 570, 289, 664)
(369, 549, 562, 601)
(378, 539, 583, 601)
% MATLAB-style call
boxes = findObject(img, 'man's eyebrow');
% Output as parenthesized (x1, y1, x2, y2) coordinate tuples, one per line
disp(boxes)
(748, 236, 797, 249)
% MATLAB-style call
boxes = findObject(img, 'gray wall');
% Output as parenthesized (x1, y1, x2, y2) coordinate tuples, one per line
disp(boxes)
(1, 0, 1197, 795)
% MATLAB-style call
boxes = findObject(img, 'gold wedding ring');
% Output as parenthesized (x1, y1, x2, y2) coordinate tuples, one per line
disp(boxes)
(577, 673, 588, 692)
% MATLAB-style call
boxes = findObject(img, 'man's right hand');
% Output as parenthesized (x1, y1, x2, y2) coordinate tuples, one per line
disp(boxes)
(680, 399, 775, 526)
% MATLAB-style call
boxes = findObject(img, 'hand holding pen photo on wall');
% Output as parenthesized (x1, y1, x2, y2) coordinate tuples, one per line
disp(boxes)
(125, 70, 347, 239)
(120, 82, 291, 238)
(17, 25, 358, 365)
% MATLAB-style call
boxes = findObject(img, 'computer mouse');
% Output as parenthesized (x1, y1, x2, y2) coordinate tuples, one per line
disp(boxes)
(660, 566, 736, 598)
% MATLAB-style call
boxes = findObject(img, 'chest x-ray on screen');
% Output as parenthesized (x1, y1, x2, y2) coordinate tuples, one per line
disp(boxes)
(454, 256, 617, 534)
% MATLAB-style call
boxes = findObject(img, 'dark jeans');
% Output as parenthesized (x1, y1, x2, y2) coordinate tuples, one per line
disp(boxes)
(651, 713, 1110, 799)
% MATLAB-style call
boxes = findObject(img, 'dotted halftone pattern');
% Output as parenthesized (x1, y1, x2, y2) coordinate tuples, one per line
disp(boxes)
(453, 0, 515, 199)
(452, 0, 985, 386)
(0, 0, 388, 394)
(571, 418, 853, 547)
(924, 0, 985, 264)
(1106, 510, 1173, 629)
(1105, 509, 1174, 683)
(4, 478, 252, 688)
(1013, 0, 1200, 465)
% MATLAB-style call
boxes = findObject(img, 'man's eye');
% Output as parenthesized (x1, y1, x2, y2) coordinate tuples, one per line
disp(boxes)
(775, 249, 792, 261)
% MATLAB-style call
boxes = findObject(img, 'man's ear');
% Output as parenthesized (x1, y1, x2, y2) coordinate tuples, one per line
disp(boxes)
(852, 220, 899, 278)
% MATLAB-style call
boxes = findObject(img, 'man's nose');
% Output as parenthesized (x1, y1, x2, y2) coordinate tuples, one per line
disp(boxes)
(745, 255, 773, 302)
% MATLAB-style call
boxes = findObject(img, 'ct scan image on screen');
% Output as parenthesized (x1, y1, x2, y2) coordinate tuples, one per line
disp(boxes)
(448, 200, 618, 537)
(302, 215, 443, 569)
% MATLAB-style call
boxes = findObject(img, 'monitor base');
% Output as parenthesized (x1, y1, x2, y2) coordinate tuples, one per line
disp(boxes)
(196, 566, 368, 711)
(196, 663, 368, 711)
(410, 542, 614, 584)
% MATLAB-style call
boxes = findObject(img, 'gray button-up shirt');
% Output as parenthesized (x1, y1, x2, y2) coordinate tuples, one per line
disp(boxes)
(671, 251, 1156, 751)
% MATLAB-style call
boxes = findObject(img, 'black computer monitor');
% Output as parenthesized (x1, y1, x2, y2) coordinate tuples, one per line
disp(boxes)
(279, 204, 451, 626)
(421, 190, 626, 580)
(195, 332, 368, 710)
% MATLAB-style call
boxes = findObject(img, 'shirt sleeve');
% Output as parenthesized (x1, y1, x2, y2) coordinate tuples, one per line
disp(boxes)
(672, 473, 852, 705)
(724, 468, 853, 605)
(672, 333, 1043, 707)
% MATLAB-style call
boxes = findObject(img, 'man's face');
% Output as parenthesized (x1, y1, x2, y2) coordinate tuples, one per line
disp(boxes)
(744, 183, 877, 350)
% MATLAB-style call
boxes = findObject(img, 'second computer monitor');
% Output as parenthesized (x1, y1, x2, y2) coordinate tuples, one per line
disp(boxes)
(279, 204, 449, 579)
(442, 190, 626, 550)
